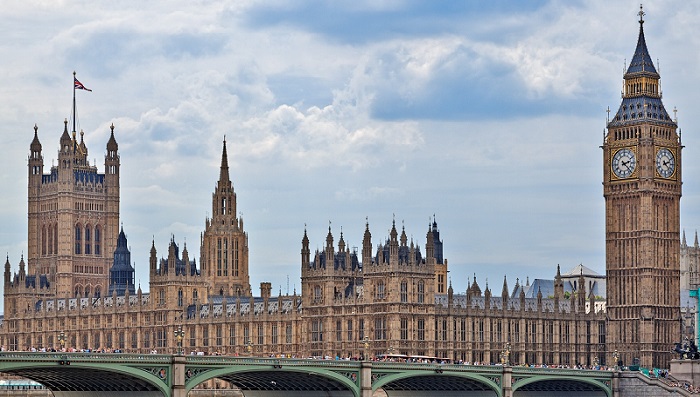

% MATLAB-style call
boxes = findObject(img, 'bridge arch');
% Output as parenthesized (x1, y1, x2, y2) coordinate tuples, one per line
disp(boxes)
(0, 360, 169, 397)
(372, 370, 502, 397)
(186, 365, 359, 397)
(512, 376, 611, 397)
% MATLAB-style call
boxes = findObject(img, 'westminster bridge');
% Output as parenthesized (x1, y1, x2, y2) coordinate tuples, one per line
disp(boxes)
(0, 352, 684, 397)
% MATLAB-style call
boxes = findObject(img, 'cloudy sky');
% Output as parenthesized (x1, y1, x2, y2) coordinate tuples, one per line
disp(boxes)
(2, 1, 700, 301)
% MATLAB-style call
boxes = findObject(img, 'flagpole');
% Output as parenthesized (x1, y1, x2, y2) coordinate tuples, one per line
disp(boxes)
(72, 71, 76, 133)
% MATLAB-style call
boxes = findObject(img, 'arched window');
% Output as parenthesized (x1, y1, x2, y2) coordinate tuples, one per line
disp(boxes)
(159, 290, 165, 306)
(54, 224, 58, 254)
(418, 281, 425, 304)
(42, 226, 47, 256)
(75, 224, 82, 254)
(75, 285, 82, 298)
(313, 285, 322, 303)
(177, 289, 183, 307)
(400, 281, 408, 303)
(84, 286, 90, 297)
(95, 226, 101, 255)
(94, 286, 101, 298)
(193, 289, 198, 304)
(376, 281, 385, 300)
(85, 225, 91, 255)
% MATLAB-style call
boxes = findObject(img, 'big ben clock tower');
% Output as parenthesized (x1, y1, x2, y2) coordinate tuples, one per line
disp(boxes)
(604, 6, 681, 369)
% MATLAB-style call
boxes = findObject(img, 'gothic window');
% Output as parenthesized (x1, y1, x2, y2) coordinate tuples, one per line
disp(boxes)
(374, 317, 386, 340)
(376, 281, 385, 300)
(84, 286, 90, 297)
(75, 224, 82, 254)
(54, 224, 58, 255)
(311, 320, 323, 342)
(131, 331, 138, 349)
(74, 285, 81, 297)
(400, 318, 408, 340)
(234, 238, 239, 277)
(417, 318, 425, 341)
(193, 289, 198, 304)
(85, 225, 91, 255)
(95, 226, 101, 255)
(359, 319, 365, 341)
(189, 328, 196, 347)
(177, 289, 183, 307)
(271, 324, 278, 345)
(313, 285, 322, 303)
(42, 226, 47, 256)
(216, 325, 223, 346)
(229, 325, 236, 345)
(438, 274, 444, 293)
(202, 326, 210, 347)
(223, 238, 229, 277)
(286, 323, 293, 344)
(347, 320, 353, 341)
(217, 238, 222, 277)
(400, 281, 408, 303)
(417, 281, 425, 303)
(159, 289, 165, 306)
(336, 320, 342, 342)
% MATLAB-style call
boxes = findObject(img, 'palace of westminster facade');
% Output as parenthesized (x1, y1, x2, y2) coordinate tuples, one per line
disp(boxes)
(0, 12, 684, 369)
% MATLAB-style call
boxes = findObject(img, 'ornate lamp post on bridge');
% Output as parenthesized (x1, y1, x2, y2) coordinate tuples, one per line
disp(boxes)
(245, 338, 253, 357)
(612, 349, 620, 371)
(363, 336, 370, 361)
(500, 342, 511, 366)
(173, 326, 185, 355)
(57, 331, 66, 352)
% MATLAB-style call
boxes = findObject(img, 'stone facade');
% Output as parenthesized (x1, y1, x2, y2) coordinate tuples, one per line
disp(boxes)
(0, 10, 681, 370)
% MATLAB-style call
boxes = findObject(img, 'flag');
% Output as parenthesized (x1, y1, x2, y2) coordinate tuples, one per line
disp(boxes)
(74, 77, 92, 92)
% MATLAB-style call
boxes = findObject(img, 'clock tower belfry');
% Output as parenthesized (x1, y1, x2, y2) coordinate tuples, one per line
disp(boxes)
(604, 7, 681, 369)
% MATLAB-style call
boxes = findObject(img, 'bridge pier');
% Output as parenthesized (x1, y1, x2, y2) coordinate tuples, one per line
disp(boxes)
(502, 366, 512, 397)
(172, 355, 187, 397)
(360, 361, 373, 397)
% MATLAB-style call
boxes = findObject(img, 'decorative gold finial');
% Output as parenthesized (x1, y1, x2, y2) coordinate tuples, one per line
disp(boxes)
(638, 4, 645, 24)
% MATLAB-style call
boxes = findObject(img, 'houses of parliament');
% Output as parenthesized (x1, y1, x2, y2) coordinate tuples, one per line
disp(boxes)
(0, 11, 683, 369)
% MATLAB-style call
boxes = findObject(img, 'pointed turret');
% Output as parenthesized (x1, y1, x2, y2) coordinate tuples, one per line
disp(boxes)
(501, 276, 509, 304)
(471, 274, 481, 297)
(4, 255, 10, 285)
(362, 219, 372, 266)
(683, 230, 688, 247)
(301, 227, 310, 268)
(30, 124, 42, 153)
(608, 6, 675, 129)
(338, 229, 346, 253)
(220, 137, 230, 183)
(695, 230, 699, 248)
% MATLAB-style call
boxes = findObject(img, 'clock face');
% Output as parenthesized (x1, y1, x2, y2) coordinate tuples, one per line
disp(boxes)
(612, 148, 636, 179)
(656, 148, 676, 178)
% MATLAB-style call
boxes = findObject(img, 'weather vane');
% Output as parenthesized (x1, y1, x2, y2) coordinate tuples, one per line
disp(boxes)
(638, 4, 645, 24)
